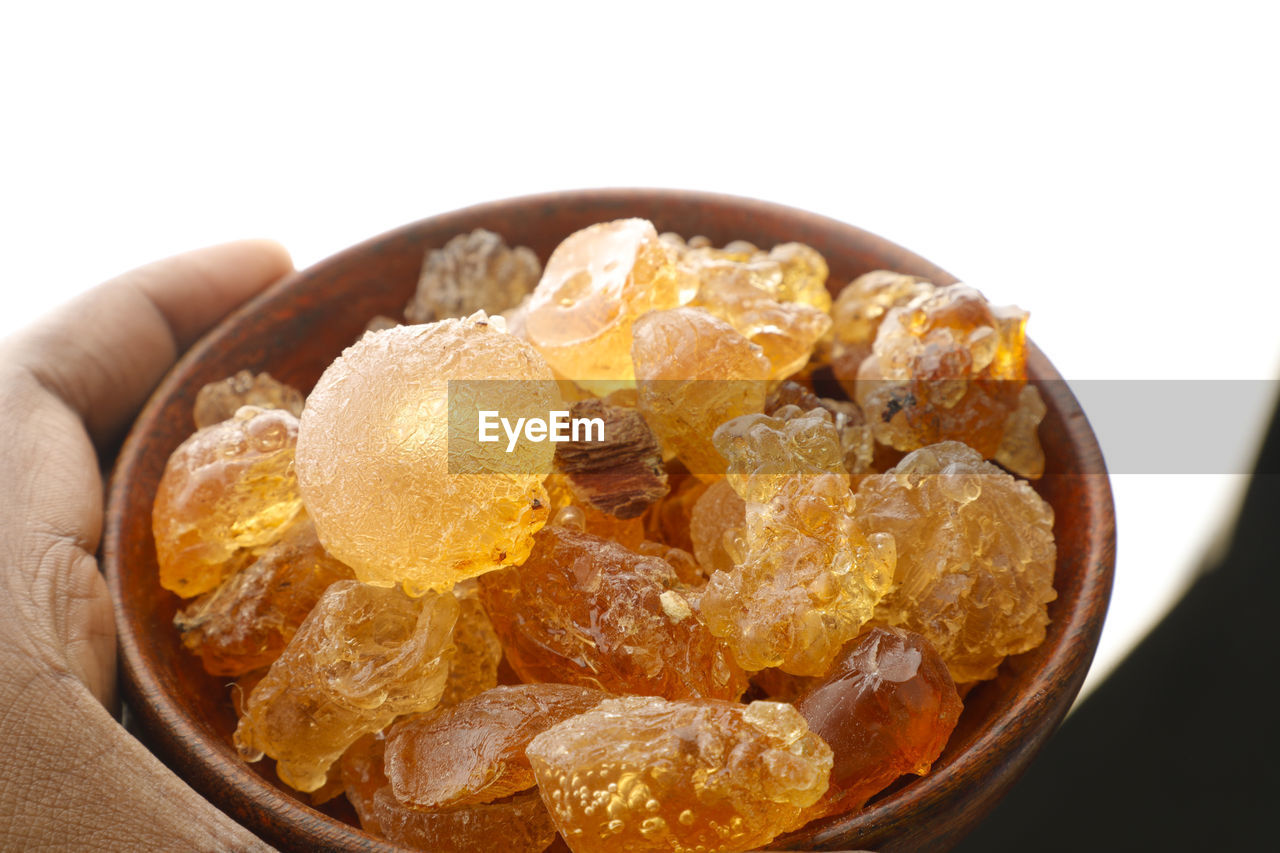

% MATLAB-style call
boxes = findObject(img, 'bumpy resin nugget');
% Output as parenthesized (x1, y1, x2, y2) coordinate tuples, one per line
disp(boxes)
(386, 684, 609, 809)
(439, 580, 504, 707)
(478, 525, 748, 700)
(295, 314, 561, 595)
(765, 381, 875, 479)
(856, 284, 1028, 458)
(829, 271, 934, 389)
(699, 407, 895, 675)
(796, 627, 962, 817)
(663, 233, 833, 312)
(193, 370, 305, 429)
(234, 580, 458, 792)
(663, 234, 832, 380)
(527, 696, 832, 853)
(525, 218, 683, 385)
(405, 228, 542, 324)
(857, 441, 1057, 683)
(372, 787, 557, 853)
(633, 307, 770, 477)
(153, 406, 303, 597)
(174, 517, 355, 676)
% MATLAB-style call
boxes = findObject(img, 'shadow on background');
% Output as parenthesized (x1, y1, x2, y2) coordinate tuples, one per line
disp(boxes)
(955, 400, 1280, 851)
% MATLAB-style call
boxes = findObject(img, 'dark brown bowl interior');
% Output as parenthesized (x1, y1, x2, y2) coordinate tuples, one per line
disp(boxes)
(103, 189, 1115, 852)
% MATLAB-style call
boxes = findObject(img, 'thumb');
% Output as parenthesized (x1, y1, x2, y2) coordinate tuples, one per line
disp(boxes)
(5, 239, 293, 452)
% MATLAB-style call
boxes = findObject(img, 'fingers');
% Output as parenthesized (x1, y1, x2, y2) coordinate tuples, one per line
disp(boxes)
(128, 239, 295, 351)
(4, 239, 292, 450)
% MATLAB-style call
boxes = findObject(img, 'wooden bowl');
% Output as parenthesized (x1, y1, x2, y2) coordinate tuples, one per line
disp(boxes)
(103, 189, 1115, 852)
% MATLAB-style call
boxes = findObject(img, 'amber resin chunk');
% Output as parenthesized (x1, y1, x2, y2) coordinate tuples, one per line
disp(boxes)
(439, 580, 504, 707)
(643, 472, 710, 555)
(193, 370, 305, 429)
(995, 384, 1047, 479)
(855, 284, 1028, 457)
(688, 477, 745, 576)
(661, 234, 833, 380)
(478, 525, 747, 700)
(405, 228, 542, 325)
(524, 218, 683, 386)
(385, 684, 610, 810)
(153, 406, 304, 598)
(796, 626, 962, 817)
(856, 441, 1057, 683)
(295, 314, 560, 595)
(765, 380, 874, 478)
(174, 517, 356, 676)
(545, 472, 647, 549)
(233, 580, 458, 792)
(553, 397, 669, 519)
(527, 696, 832, 853)
(829, 271, 934, 390)
(698, 407, 895, 675)
(634, 539, 705, 587)
(632, 307, 770, 476)
(339, 732, 388, 836)
(372, 787, 558, 853)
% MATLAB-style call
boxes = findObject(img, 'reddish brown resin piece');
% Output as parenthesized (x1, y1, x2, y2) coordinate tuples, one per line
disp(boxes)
(478, 525, 747, 700)
(795, 626, 962, 817)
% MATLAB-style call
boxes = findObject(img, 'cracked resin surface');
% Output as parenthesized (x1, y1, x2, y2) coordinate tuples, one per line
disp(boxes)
(699, 407, 895, 675)
(385, 684, 609, 810)
(796, 626, 962, 817)
(233, 580, 458, 791)
(855, 284, 1028, 458)
(174, 517, 355, 676)
(405, 228, 541, 324)
(193, 370, 304, 429)
(153, 406, 303, 598)
(524, 218, 683, 385)
(295, 314, 560, 595)
(632, 307, 770, 476)
(527, 696, 832, 853)
(857, 441, 1057, 683)
(372, 788, 557, 853)
(478, 525, 747, 700)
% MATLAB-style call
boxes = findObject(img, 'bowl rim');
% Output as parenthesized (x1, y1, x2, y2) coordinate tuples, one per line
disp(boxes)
(103, 187, 1116, 852)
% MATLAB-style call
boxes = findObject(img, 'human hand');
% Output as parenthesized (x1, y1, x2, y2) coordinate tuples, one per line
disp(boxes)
(0, 241, 292, 850)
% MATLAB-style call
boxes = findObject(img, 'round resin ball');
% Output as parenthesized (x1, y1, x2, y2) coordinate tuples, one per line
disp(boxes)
(296, 313, 562, 595)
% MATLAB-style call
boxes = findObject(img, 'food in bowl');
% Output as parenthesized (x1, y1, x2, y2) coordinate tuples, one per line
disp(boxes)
(150, 218, 1057, 852)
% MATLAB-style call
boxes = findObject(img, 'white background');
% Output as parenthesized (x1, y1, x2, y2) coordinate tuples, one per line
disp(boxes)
(2, 2, 1277, 698)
